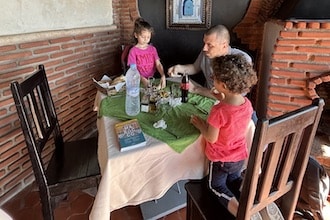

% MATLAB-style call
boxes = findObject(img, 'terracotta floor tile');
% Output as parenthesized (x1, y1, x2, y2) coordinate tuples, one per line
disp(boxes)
(3, 185, 187, 220)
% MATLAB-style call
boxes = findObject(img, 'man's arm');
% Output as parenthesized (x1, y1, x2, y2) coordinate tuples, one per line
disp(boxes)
(167, 64, 198, 77)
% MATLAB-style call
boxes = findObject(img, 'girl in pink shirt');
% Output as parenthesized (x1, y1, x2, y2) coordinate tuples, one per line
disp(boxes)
(190, 54, 258, 217)
(127, 18, 166, 89)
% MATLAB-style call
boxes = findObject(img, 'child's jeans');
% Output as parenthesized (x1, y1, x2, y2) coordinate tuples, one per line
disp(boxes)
(208, 160, 244, 208)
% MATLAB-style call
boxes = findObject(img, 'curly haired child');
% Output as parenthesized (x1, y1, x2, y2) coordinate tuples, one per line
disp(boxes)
(190, 54, 258, 217)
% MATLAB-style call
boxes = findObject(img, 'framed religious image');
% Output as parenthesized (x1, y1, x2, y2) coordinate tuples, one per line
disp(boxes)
(166, 0, 212, 30)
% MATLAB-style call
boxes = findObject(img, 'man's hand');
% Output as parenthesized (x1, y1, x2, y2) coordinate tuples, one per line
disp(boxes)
(167, 65, 181, 77)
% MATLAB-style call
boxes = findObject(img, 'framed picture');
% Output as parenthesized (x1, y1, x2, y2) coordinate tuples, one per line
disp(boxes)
(166, 0, 212, 30)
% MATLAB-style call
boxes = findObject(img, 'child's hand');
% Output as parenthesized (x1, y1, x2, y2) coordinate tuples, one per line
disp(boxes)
(141, 77, 149, 88)
(159, 75, 166, 89)
(190, 115, 206, 130)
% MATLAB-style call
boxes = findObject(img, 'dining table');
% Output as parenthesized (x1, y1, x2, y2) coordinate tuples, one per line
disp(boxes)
(89, 82, 255, 220)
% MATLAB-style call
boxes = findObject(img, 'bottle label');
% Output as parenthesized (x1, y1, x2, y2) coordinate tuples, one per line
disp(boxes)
(181, 83, 189, 90)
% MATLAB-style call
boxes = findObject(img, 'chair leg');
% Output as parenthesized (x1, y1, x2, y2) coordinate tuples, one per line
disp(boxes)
(176, 182, 181, 194)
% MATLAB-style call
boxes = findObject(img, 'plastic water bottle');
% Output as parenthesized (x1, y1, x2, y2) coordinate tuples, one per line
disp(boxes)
(125, 64, 141, 116)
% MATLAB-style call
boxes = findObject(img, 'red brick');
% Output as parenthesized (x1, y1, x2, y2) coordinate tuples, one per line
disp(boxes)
(43, 59, 63, 69)
(34, 46, 61, 54)
(277, 38, 316, 46)
(307, 22, 321, 29)
(54, 62, 79, 72)
(271, 61, 289, 68)
(4, 168, 27, 190)
(307, 81, 316, 89)
(321, 74, 330, 82)
(319, 40, 330, 46)
(0, 45, 16, 52)
(267, 109, 284, 118)
(19, 55, 49, 66)
(50, 36, 74, 44)
(272, 53, 308, 61)
(269, 86, 305, 96)
(296, 22, 307, 29)
(269, 77, 287, 85)
(274, 45, 294, 52)
(0, 67, 35, 80)
(74, 34, 94, 41)
(288, 78, 306, 87)
(295, 46, 330, 54)
(285, 22, 293, 29)
(19, 41, 49, 49)
(268, 94, 290, 103)
(270, 69, 307, 79)
(307, 89, 318, 98)
(312, 77, 323, 85)
(0, 51, 32, 62)
(0, 62, 17, 71)
(63, 53, 84, 63)
(50, 50, 74, 58)
(62, 42, 82, 49)
(312, 55, 330, 62)
(290, 62, 329, 71)
(280, 31, 299, 38)
(268, 101, 300, 113)
(320, 22, 330, 29)
(75, 45, 94, 53)
(298, 31, 330, 38)
(291, 97, 312, 105)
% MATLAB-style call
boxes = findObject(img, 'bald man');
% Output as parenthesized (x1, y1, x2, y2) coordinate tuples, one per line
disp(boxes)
(168, 25, 252, 99)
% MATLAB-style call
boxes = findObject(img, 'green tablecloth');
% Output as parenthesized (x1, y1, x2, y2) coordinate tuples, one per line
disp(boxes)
(99, 89, 215, 153)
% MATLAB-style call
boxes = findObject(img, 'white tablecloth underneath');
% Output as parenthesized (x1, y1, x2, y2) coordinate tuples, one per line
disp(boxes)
(89, 92, 209, 220)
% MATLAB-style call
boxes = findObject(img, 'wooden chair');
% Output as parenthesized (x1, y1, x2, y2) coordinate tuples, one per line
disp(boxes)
(185, 98, 324, 220)
(121, 44, 133, 74)
(10, 65, 101, 220)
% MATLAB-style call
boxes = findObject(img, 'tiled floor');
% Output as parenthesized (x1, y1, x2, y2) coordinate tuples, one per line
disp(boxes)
(2, 184, 330, 220)
(1, 186, 186, 220)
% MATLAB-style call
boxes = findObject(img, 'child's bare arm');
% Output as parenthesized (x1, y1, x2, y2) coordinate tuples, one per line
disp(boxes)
(190, 115, 219, 143)
(156, 60, 166, 88)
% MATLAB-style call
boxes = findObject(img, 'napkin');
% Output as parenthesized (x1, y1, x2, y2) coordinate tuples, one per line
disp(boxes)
(153, 119, 167, 129)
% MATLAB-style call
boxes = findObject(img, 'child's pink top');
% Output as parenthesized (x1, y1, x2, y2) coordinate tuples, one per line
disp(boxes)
(127, 45, 160, 78)
(206, 97, 252, 162)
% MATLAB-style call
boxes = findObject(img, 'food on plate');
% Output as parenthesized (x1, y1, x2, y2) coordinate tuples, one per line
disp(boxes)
(111, 75, 125, 85)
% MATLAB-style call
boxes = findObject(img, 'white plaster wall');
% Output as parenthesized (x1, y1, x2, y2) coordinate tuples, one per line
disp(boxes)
(0, 0, 113, 36)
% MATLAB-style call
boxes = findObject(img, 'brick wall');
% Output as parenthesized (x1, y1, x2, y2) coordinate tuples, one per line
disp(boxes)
(0, 0, 140, 205)
(264, 20, 330, 117)
(233, 1, 330, 118)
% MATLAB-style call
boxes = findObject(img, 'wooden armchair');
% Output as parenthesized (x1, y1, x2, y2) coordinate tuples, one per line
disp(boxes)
(10, 65, 101, 220)
(185, 98, 324, 220)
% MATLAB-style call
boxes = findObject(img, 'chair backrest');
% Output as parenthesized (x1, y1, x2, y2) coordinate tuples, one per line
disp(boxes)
(10, 64, 61, 218)
(237, 98, 324, 220)
(121, 44, 133, 74)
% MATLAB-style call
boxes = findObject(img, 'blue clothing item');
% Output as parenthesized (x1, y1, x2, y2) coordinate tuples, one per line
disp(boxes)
(208, 160, 244, 208)
(252, 110, 258, 125)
